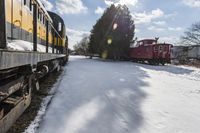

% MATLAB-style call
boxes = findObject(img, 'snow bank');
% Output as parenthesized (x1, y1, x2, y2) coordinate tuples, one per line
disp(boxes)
(7, 40, 53, 53)
(27, 56, 200, 133)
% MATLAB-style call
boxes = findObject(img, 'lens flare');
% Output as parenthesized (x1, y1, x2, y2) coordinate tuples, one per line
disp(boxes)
(107, 38, 112, 45)
(113, 23, 118, 30)
(101, 50, 108, 59)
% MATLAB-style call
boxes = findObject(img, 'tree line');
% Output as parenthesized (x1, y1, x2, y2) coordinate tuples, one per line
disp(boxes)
(74, 4, 135, 60)
(73, 4, 200, 59)
(181, 22, 200, 46)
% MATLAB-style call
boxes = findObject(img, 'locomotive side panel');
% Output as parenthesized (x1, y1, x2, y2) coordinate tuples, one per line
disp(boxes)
(22, 0, 33, 42)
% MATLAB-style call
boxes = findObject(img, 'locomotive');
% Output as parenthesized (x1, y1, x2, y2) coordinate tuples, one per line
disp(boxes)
(129, 39, 173, 65)
(0, 0, 68, 133)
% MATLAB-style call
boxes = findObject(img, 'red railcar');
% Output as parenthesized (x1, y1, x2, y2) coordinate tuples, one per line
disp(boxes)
(129, 39, 173, 65)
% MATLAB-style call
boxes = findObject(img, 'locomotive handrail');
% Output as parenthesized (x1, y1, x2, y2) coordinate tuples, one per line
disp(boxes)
(33, 0, 53, 23)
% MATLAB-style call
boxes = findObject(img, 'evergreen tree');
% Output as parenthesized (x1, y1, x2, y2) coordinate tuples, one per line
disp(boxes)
(88, 4, 135, 60)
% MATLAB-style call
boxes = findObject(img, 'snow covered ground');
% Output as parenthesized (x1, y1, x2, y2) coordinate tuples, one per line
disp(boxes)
(26, 56, 200, 133)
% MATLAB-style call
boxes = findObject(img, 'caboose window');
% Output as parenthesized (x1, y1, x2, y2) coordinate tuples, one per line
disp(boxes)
(159, 46, 163, 51)
(164, 46, 167, 51)
(145, 47, 149, 52)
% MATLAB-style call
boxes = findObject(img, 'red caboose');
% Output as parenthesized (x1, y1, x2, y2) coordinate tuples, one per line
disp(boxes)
(129, 39, 173, 65)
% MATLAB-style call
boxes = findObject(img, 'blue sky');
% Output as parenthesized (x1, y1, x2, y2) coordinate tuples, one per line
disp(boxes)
(40, 0, 200, 49)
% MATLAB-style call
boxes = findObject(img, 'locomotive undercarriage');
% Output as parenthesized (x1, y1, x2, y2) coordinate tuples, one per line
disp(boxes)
(0, 50, 67, 133)
(0, 65, 32, 133)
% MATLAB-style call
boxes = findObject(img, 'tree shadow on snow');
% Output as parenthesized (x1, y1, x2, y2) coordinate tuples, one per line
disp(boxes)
(37, 57, 150, 133)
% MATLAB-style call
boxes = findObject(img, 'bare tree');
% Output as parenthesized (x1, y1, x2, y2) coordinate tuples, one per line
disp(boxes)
(73, 36, 89, 55)
(181, 22, 200, 45)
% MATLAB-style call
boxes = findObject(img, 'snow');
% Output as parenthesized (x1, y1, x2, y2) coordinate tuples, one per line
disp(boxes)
(27, 56, 200, 133)
(7, 40, 53, 53)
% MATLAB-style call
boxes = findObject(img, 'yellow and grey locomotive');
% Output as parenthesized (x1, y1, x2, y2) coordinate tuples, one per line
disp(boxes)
(0, 1, 68, 133)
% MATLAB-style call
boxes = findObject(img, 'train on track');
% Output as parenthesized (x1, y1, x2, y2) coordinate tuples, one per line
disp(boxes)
(171, 45, 200, 64)
(0, 0, 68, 133)
(129, 38, 173, 65)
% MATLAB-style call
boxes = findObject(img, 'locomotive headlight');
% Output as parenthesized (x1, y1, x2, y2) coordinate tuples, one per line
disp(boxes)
(102, 50, 108, 59)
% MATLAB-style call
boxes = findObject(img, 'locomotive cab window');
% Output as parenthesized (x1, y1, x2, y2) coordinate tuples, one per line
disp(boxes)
(40, 13, 43, 22)
(152, 42, 156, 45)
(58, 22, 62, 31)
(27, 0, 30, 7)
(42, 15, 45, 25)
(24, 0, 30, 8)
(38, 10, 40, 20)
